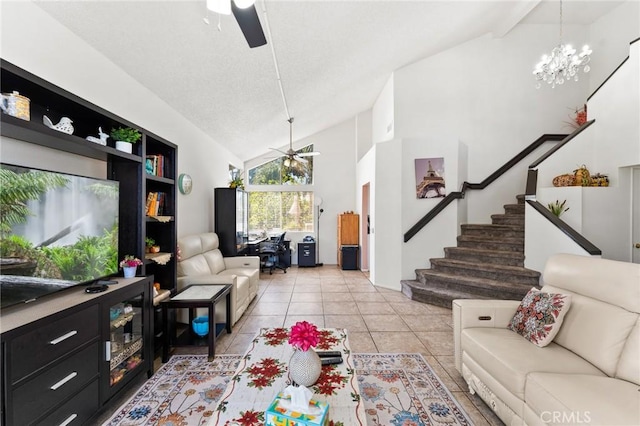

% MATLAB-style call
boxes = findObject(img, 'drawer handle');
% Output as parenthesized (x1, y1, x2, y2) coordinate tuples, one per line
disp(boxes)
(50, 372, 78, 390)
(49, 330, 78, 345)
(58, 413, 78, 426)
(478, 316, 492, 321)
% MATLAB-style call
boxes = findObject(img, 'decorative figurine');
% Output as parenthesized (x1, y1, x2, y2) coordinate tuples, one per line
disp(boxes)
(86, 127, 108, 146)
(43, 115, 74, 135)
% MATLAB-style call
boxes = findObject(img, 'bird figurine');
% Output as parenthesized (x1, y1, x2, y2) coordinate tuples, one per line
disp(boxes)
(86, 127, 108, 146)
(43, 115, 74, 135)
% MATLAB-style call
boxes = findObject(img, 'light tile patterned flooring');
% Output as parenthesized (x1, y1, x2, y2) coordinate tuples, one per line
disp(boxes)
(210, 266, 503, 426)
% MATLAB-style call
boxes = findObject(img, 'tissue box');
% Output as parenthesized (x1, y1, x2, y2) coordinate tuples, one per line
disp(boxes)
(265, 392, 329, 426)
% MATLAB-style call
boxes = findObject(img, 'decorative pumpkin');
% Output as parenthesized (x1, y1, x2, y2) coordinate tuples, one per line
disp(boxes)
(573, 165, 591, 186)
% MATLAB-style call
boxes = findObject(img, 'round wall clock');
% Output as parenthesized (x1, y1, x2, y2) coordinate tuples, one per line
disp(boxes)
(178, 173, 193, 195)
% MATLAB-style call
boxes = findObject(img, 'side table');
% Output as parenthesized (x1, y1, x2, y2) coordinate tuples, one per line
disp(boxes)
(161, 284, 232, 362)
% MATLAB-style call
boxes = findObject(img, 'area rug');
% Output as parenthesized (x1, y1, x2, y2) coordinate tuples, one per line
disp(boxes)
(104, 353, 472, 426)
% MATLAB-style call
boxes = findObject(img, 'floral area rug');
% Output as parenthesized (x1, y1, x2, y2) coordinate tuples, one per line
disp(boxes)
(103, 353, 472, 426)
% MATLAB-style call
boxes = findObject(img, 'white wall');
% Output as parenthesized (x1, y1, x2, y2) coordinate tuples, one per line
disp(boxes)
(244, 117, 358, 265)
(356, 109, 373, 162)
(588, 1, 640, 93)
(0, 2, 241, 239)
(371, 75, 395, 144)
(373, 140, 402, 289)
(524, 203, 595, 272)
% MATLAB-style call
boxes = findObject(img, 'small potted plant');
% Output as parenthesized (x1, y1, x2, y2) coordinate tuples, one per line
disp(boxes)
(119, 255, 143, 278)
(145, 237, 160, 253)
(548, 199, 570, 217)
(110, 126, 141, 154)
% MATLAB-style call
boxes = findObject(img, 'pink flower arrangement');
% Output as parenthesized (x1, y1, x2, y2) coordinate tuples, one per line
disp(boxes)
(119, 255, 143, 268)
(288, 321, 319, 351)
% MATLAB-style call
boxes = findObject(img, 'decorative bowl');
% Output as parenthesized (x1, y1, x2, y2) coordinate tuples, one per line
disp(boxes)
(192, 316, 209, 337)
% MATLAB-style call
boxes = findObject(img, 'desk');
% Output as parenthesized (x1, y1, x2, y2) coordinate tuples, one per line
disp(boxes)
(210, 327, 366, 425)
(161, 284, 231, 362)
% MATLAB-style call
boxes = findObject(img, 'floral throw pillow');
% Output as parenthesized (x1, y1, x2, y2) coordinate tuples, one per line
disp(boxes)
(507, 287, 571, 347)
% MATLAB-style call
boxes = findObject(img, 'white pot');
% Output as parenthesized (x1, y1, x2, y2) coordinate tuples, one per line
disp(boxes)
(115, 141, 132, 154)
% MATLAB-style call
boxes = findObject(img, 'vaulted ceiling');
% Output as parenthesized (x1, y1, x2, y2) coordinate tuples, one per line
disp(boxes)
(34, 1, 621, 161)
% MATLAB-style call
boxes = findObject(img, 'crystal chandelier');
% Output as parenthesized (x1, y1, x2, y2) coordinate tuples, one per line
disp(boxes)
(533, 0, 592, 88)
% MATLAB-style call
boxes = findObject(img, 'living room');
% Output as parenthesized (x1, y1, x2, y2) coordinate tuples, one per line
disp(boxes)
(1, 1, 639, 425)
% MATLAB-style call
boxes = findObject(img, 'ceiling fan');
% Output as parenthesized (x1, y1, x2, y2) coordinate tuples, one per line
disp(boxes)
(206, 0, 267, 48)
(270, 118, 321, 166)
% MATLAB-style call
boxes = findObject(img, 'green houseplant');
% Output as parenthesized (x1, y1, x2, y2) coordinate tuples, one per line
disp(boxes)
(548, 199, 570, 217)
(111, 126, 141, 154)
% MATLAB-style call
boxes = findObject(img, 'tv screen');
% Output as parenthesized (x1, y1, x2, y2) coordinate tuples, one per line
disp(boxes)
(0, 163, 119, 309)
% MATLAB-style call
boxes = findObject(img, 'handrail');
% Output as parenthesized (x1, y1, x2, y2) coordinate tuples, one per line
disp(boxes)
(403, 133, 567, 242)
(525, 198, 601, 255)
(529, 120, 595, 169)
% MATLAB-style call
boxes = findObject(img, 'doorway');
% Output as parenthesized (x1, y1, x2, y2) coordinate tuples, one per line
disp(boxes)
(361, 183, 370, 271)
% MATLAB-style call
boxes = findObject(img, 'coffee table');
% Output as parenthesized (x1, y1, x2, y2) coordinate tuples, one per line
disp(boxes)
(161, 284, 232, 362)
(209, 327, 366, 425)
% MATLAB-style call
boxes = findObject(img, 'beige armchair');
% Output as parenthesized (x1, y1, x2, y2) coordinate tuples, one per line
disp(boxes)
(177, 232, 259, 325)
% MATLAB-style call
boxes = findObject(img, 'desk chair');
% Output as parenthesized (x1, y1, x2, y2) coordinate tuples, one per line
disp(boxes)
(260, 232, 288, 274)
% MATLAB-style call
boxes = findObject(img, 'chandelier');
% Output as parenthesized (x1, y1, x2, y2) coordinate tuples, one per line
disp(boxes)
(533, 0, 592, 88)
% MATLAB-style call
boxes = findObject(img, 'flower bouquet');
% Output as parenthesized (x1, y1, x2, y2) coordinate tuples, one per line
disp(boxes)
(119, 255, 143, 268)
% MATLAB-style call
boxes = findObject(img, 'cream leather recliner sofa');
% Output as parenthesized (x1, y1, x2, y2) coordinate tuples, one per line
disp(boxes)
(454, 253, 640, 426)
(177, 232, 259, 325)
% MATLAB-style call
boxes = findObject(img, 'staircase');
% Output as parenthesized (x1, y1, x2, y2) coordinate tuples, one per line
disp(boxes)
(401, 195, 539, 308)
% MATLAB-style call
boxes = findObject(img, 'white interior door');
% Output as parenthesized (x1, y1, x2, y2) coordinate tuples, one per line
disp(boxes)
(633, 168, 640, 264)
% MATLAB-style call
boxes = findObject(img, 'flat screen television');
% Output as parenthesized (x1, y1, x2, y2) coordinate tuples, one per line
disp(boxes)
(0, 163, 119, 309)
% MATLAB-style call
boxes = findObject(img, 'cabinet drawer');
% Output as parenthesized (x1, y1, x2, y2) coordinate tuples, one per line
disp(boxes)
(12, 342, 99, 425)
(34, 379, 99, 426)
(10, 304, 99, 382)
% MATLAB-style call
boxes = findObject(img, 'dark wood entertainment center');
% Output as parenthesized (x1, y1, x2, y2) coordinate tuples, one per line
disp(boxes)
(0, 59, 178, 424)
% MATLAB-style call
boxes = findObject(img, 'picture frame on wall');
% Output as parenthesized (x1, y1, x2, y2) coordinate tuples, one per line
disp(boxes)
(415, 157, 445, 199)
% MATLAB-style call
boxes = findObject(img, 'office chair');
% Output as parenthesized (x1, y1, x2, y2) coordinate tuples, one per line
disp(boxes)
(260, 232, 288, 274)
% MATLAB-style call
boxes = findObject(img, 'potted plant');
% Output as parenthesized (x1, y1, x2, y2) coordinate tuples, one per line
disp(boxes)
(548, 199, 569, 217)
(229, 169, 244, 189)
(119, 255, 143, 278)
(145, 237, 160, 253)
(110, 126, 141, 154)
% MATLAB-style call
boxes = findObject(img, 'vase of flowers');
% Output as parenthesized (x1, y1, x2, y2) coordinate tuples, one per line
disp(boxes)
(288, 321, 322, 387)
(120, 255, 142, 278)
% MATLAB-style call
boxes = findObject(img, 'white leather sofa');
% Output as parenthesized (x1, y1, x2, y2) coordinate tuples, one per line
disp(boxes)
(177, 232, 259, 325)
(453, 253, 640, 426)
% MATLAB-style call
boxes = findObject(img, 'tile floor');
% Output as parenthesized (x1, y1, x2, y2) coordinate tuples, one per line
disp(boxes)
(207, 265, 503, 426)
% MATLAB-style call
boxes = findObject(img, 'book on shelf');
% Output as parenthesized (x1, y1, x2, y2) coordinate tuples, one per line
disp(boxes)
(145, 154, 165, 177)
(145, 191, 167, 216)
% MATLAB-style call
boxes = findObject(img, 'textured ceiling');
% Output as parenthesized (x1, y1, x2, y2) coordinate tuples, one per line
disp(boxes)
(34, 0, 621, 161)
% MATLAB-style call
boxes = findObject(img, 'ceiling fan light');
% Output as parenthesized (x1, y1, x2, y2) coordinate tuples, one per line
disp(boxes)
(233, 0, 255, 9)
(283, 158, 291, 167)
(206, 0, 231, 15)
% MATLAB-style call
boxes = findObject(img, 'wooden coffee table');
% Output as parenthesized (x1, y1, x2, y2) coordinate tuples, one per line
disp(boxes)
(209, 327, 366, 425)
(161, 284, 232, 362)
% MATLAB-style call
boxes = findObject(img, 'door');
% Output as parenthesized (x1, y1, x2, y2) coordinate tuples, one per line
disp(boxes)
(361, 183, 370, 271)
(633, 168, 640, 263)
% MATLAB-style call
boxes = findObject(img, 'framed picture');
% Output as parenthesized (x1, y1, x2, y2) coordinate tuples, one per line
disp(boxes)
(415, 157, 445, 199)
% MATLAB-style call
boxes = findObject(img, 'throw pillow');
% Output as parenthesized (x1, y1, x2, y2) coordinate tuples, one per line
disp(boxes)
(507, 287, 571, 347)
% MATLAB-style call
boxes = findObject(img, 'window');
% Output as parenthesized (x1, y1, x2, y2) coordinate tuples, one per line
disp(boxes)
(248, 191, 314, 237)
(248, 145, 315, 185)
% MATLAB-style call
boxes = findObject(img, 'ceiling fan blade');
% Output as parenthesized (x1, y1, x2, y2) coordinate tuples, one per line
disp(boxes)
(294, 156, 308, 164)
(296, 152, 320, 157)
(231, 2, 267, 48)
(269, 147, 288, 155)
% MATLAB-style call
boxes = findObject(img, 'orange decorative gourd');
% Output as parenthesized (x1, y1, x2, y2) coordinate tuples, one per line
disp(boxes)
(574, 165, 591, 187)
